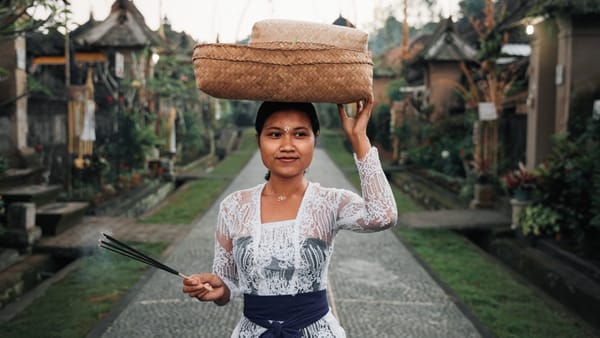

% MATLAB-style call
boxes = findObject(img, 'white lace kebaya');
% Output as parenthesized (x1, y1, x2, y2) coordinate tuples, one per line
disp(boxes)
(213, 147, 398, 338)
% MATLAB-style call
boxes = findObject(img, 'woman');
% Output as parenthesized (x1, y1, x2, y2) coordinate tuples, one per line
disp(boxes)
(182, 96, 397, 337)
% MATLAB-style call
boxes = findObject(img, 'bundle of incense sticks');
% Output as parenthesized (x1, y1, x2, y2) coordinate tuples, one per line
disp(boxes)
(98, 232, 212, 291)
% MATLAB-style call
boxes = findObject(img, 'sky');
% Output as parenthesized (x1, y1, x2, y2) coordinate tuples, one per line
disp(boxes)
(65, 0, 460, 43)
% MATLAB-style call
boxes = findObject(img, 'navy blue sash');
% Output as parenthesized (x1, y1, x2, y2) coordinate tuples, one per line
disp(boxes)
(243, 289, 329, 338)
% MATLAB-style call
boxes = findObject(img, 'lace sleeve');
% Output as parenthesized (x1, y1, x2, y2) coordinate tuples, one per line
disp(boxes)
(335, 147, 398, 232)
(213, 199, 240, 300)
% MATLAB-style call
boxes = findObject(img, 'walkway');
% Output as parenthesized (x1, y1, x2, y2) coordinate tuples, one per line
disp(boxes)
(90, 149, 484, 338)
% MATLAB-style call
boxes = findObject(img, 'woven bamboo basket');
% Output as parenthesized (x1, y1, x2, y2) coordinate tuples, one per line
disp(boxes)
(192, 42, 373, 104)
(250, 19, 368, 52)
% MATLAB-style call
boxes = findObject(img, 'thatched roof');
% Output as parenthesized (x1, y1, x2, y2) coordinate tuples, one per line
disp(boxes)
(72, 0, 162, 49)
(332, 14, 356, 28)
(421, 18, 478, 62)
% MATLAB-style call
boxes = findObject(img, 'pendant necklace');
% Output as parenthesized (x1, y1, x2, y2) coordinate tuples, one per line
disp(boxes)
(267, 182, 307, 202)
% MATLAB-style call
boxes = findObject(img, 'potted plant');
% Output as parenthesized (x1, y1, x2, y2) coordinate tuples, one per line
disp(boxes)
(517, 203, 561, 245)
(503, 162, 537, 202)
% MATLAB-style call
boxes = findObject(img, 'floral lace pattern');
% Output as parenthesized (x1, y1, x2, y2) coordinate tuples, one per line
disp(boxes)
(213, 147, 397, 337)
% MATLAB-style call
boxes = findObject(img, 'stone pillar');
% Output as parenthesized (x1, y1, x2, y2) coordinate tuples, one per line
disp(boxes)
(14, 35, 28, 150)
(554, 15, 572, 134)
(526, 20, 558, 170)
(0, 203, 41, 253)
(7, 202, 36, 230)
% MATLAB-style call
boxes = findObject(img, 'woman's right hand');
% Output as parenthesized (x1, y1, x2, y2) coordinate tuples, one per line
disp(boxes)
(182, 273, 230, 305)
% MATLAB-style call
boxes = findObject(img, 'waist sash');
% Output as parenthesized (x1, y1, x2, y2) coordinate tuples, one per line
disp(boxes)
(243, 289, 329, 338)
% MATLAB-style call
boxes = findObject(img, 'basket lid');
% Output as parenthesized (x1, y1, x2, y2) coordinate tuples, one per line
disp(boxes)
(249, 19, 369, 52)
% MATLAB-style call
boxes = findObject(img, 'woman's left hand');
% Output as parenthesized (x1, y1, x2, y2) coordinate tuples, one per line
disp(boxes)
(337, 94, 373, 159)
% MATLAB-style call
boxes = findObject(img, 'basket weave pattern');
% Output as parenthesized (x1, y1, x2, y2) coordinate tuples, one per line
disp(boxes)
(193, 19, 373, 104)
(193, 43, 373, 103)
(250, 19, 368, 52)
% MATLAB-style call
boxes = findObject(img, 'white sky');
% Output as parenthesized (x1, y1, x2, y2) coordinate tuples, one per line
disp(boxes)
(66, 0, 460, 43)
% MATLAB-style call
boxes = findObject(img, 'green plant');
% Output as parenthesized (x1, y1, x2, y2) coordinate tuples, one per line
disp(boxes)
(386, 79, 407, 101)
(180, 111, 208, 164)
(106, 110, 158, 172)
(502, 162, 537, 200)
(0, 67, 8, 81)
(519, 204, 561, 237)
(534, 129, 597, 244)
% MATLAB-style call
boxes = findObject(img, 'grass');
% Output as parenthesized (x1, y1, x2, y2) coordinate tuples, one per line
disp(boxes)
(0, 241, 167, 338)
(139, 128, 257, 224)
(321, 128, 596, 338)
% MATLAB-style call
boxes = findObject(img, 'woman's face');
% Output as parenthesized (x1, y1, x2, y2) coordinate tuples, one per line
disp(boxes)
(258, 109, 316, 180)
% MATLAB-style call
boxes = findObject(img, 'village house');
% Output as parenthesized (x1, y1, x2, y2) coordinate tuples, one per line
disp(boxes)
(0, 0, 171, 253)
(525, 2, 600, 169)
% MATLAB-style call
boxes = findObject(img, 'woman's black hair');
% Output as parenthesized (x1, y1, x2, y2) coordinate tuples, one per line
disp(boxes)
(255, 102, 320, 181)
(255, 101, 320, 136)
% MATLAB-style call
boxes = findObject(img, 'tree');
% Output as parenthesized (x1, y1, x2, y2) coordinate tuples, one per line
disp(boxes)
(450, 0, 528, 178)
(0, 0, 68, 37)
(0, 1, 68, 108)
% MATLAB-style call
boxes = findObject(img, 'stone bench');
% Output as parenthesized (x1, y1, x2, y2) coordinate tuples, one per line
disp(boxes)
(0, 184, 61, 207)
(36, 202, 89, 236)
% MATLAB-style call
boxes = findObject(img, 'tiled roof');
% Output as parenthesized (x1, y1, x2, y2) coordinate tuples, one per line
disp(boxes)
(72, 0, 162, 48)
(421, 18, 477, 62)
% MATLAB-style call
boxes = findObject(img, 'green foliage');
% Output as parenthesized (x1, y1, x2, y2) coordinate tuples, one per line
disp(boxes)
(386, 79, 407, 102)
(27, 74, 54, 97)
(407, 114, 473, 177)
(0, 0, 69, 37)
(180, 111, 207, 163)
(535, 133, 594, 235)
(228, 100, 259, 128)
(106, 110, 158, 171)
(373, 103, 392, 151)
(314, 103, 340, 129)
(146, 55, 197, 101)
(368, 15, 404, 55)
(519, 204, 561, 236)
(0, 67, 8, 81)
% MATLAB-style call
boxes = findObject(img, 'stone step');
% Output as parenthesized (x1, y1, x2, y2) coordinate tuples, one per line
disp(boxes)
(0, 254, 56, 310)
(397, 208, 511, 230)
(0, 184, 62, 207)
(36, 202, 89, 236)
(0, 168, 44, 190)
(0, 249, 21, 272)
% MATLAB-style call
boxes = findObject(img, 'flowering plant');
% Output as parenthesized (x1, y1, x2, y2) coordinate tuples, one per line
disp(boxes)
(503, 162, 536, 191)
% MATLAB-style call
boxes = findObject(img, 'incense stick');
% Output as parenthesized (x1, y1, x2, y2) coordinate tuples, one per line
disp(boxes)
(99, 233, 213, 291)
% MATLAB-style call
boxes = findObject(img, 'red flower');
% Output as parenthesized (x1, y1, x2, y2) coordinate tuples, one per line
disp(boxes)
(503, 162, 536, 190)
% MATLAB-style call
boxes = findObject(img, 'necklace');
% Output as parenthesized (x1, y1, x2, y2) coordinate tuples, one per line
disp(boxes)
(266, 182, 307, 202)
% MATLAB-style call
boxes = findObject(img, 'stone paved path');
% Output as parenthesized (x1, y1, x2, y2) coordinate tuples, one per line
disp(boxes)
(91, 149, 483, 338)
